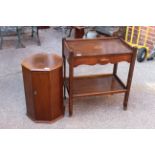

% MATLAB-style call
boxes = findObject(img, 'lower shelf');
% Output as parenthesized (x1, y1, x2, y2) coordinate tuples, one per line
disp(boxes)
(66, 74, 127, 97)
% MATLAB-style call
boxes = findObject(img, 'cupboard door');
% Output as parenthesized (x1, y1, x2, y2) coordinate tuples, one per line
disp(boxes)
(32, 72, 51, 120)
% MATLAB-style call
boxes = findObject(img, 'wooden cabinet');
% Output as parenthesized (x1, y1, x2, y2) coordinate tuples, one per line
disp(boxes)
(22, 53, 64, 122)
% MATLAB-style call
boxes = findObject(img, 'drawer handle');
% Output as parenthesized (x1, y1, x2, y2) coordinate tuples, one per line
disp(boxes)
(99, 58, 109, 62)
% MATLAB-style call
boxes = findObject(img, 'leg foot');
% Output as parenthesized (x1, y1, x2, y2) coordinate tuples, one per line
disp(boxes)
(69, 99, 73, 117)
(123, 92, 129, 111)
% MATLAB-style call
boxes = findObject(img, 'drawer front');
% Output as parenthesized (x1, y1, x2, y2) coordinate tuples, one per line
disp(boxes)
(73, 54, 132, 66)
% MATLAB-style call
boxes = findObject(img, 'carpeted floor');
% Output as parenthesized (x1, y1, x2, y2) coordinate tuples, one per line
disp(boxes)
(0, 27, 155, 128)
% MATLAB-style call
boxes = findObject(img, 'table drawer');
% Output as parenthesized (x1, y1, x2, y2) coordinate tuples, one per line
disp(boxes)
(73, 54, 132, 66)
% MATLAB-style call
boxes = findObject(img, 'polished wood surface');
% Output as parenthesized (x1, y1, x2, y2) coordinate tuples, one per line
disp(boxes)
(22, 53, 64, 122)
(73, 54, 132, 67)
(63, 37, 137, 116)
(22, 53, 62, 71)
(64, 37, 133, 56)
(66, 74, 127, 97)
(64, 37, 133, 67)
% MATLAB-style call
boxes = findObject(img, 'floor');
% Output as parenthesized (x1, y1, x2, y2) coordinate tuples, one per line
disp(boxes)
(0, 27, 155, 128)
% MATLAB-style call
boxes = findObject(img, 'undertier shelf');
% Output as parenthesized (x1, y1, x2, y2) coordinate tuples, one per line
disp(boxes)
(66, 74, 127, 97)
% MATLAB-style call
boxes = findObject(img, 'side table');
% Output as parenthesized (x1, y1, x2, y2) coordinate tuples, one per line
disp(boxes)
(62, 37, 137, 116)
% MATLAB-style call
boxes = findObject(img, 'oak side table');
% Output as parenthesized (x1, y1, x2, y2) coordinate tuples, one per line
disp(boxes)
(22, 53, 64, 122)
(62, 37, 137, 116)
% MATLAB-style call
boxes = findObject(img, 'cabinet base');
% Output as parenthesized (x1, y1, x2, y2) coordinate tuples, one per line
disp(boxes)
(26, 113, 64, 124)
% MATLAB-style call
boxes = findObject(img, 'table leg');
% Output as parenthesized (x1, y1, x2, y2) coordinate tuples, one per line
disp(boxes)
(123, 50, 136, 110)
(62, 38, 66, 99)
(63, 57, 66, 99)
(69, 61, 74, 116)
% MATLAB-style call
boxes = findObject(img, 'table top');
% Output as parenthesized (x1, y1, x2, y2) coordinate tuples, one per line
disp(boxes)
(64, 37, 134, 57)
(22, 53, 62, 71)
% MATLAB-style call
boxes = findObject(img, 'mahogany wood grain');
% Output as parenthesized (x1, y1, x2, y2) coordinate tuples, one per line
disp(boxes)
(62, 38, 67, 99)
(123, 48, 137, 110)
(73, 54, 132, 67)
(65, 74, 127, 97)
(22, 53, 62, 71)
(65, 38, 133, 56)
(63, 37, 137, 116)
(22, 53, 64, 122)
